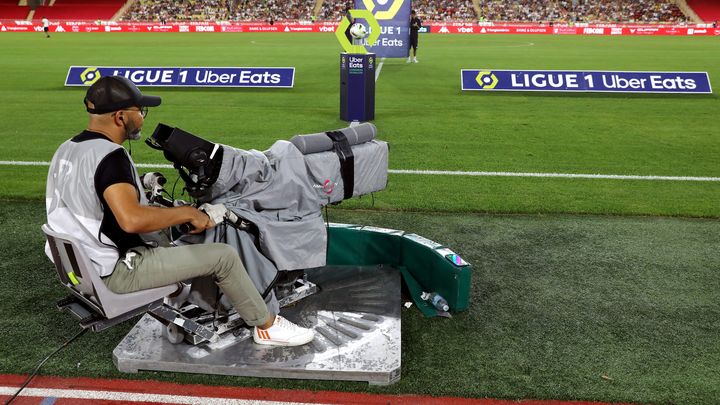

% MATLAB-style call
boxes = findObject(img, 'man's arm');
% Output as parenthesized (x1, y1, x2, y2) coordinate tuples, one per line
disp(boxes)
(104, 183, 213, 234)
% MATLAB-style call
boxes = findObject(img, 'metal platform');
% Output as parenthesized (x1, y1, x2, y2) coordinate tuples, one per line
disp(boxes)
(113, 265, 401, 385)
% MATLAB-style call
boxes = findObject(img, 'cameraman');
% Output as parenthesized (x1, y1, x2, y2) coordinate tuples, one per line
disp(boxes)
(45, 76, 314, 347)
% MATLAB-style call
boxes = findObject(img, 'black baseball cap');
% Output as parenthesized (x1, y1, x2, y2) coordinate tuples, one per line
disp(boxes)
(84, 75, 161, 114)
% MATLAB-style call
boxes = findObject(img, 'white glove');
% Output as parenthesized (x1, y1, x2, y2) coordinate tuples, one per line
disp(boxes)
(199, 203, 228, 225)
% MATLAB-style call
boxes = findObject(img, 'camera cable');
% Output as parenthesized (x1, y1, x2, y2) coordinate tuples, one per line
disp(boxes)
(4, 327, 88, 404)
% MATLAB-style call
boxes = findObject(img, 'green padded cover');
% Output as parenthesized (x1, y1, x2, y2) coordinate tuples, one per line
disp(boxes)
(327, 224, 472, 316)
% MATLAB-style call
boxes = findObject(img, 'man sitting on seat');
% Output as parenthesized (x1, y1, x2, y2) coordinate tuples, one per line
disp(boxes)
(45, 76, 314, 347)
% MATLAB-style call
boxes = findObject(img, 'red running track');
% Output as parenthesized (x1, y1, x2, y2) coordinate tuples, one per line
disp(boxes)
(0, 374, 636, 405)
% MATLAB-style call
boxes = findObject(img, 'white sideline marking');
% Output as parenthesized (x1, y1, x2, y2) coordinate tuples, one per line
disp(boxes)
(0, 160, 174, 169)
(389, 169, 720, 182)
(375, 57, 385, 81)
(2, 161, 719, 182)
(0, 386, 320, 405)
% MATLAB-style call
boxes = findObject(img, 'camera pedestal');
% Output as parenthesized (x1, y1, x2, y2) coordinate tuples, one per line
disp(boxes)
(340, 52, 376, 122)
(113, 265, 401, 385)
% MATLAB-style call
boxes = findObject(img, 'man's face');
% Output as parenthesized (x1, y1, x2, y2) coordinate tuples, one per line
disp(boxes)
(117, 106, 147, 141)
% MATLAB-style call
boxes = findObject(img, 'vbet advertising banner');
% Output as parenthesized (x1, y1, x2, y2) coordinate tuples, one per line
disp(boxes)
(461, 69, 712, 94)
(354, 0, 411, 57)
(65, 66, 295, 88)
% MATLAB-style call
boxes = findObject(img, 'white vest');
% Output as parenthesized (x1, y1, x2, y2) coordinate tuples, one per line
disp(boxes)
(45, 137, 147, 277)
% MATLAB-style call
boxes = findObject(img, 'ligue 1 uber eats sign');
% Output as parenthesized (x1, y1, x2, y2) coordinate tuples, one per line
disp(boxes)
(65, 66, 295, 88)
(461, 70, 712, 94)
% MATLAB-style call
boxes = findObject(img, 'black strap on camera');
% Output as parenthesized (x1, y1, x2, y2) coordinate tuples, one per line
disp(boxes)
(325, 130, 354, 200)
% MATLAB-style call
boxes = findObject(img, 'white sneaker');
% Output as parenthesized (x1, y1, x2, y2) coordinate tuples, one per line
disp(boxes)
(413, 57, 418, 63)
(406, 57, 411, 63)
(253, 315, 314, 347)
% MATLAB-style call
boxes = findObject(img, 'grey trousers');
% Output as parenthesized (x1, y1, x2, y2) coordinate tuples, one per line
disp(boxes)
(103, 243, 270, 326)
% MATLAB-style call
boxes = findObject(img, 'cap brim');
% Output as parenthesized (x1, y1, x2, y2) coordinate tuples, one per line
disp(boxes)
(139, 95, 162, 107)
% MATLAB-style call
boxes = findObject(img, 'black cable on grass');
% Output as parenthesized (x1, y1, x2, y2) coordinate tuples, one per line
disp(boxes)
(4, 328, 88, 405)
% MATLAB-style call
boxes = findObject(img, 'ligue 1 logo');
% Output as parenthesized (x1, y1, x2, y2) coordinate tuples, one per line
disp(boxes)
(361, 0, 406, 20)
(80, 67, 101, 85)
(475, 71, 498, 89)
(335, 9, 381, 54)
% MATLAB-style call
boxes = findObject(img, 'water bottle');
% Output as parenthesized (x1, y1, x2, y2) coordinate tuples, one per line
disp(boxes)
(421, 292, 450, 312)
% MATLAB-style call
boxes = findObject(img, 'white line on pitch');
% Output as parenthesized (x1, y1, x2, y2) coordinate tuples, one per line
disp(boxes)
(388, 169, 720, 182)
(375, 57, 385, 81)
(2, 160, 719, 182)
(0, 387, 320, 405)
(0, 160, 175, 169)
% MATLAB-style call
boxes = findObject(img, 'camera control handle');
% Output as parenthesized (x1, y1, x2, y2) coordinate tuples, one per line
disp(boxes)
(178, 222, 194, 234)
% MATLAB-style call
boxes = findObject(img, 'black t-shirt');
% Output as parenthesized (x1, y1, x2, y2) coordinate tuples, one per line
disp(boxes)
(71, 131, 147, 256)
(410, 17, 422, 35)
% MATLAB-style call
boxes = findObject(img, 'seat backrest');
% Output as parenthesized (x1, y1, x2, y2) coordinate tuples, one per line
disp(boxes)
(43, 223, 108, 316)
(42, 224, 177, 319)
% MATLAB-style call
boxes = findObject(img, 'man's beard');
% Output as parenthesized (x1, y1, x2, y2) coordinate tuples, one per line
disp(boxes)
(124, 121, 142, 141)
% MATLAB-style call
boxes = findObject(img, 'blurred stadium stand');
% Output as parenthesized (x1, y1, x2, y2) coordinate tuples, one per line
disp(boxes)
(685, 0, 720, 23)
(0, 1, 700, 24)
(412, 0, 476, 22)
(476, 0, 687, 23)
(32, 0, 125, 21)
(0, 0, 30, 19)
(122, 0, 317, 22)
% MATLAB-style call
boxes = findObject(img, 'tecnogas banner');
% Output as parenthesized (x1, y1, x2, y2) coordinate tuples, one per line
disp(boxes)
(461, 70, 712, 94)
(354, 0, 411, 58)
(65, 66, 295, 88)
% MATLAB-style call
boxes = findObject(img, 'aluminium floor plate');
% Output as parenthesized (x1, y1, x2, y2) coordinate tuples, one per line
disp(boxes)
(113, 265, 401, 385)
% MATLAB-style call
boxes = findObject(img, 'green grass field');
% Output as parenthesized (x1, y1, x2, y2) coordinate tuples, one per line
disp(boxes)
(0, 33, 719, 215)
(1, 32, 719, 404)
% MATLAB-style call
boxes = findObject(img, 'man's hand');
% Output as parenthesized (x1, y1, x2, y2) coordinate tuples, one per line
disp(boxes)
(199, 203, 228, 225)
(187, 208, 214, 234)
